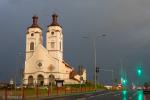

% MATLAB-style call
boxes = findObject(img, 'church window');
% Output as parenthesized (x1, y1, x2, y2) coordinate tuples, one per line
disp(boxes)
(51, 32, 54, 35)
(31, 33, 34, 36)
(38, 62, 42, 68)
(30, 42, 34, 50)
(37, 74, 44, 86)
(51, 42, 55, 48)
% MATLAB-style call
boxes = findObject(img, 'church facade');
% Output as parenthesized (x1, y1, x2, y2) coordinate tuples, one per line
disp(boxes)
(23, 14, 86, 86)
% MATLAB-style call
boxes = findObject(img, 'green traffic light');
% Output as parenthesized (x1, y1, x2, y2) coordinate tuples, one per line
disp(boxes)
(137, 68, 142, 76)
(121, 77, 127, 86)
(123, 80, 126, 84)
(138, 70, 141, 74)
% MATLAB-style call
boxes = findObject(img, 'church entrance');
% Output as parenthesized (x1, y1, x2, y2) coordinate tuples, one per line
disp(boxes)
(28, 76, 33, 86)
(49, 74, 55, 85)
(37, 74, 44, 86)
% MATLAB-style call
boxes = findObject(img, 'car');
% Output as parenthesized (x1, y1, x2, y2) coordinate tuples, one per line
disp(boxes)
(143, 86, 150, 94)
(137, 86, 142, 90)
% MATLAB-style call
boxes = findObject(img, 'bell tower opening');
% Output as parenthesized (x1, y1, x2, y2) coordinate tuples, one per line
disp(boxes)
(30, 42, 34, 50)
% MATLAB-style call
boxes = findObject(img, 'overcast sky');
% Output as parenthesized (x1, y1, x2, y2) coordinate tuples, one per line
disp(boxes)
(0, 0, 150, 85)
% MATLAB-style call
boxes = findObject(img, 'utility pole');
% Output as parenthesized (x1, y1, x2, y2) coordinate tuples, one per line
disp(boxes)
(93, 38, 97, 90)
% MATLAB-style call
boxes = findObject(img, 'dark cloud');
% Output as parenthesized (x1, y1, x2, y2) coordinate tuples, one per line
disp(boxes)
(0, 0, 150, 84)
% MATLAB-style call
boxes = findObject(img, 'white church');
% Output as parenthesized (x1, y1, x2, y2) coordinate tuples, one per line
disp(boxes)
(23, 13, 87, 86)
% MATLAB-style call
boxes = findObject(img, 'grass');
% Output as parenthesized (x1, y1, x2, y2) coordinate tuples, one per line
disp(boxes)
(0, 83, 107, 97)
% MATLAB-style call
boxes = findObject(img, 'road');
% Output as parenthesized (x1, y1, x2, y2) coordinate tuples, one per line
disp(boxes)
(43, 90, 150, 100)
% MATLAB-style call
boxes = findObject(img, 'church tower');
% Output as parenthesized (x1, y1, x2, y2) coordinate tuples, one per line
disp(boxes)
(46, 13, 63, 60)
(25, 16, 43, 60)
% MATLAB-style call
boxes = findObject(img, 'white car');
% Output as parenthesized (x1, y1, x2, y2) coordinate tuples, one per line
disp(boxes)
(137, 86, 142, 90)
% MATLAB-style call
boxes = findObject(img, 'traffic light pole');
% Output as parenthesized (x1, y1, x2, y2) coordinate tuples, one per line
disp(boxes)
(93, 39, 97, 90)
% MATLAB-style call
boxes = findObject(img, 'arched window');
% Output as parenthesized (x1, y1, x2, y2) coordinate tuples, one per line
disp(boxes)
(30, 42, 34, 50)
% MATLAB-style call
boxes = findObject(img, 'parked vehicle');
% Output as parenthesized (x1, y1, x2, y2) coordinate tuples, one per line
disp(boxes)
(143, 82, 150, 94)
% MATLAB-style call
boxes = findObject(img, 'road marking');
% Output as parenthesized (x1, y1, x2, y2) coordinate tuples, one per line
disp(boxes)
(93, 91, 115, 97)
(77, 97, 86, 100)
(114, 93, 121, 96)
(84, 94, 92, 96)
(87, 91, 121, 98)
(89, 96, 95, 98)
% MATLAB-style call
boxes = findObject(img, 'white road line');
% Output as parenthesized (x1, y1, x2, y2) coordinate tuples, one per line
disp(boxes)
(88, 91, 120, 98)
(84, 94, 91, 96)
(94, 91, 115, 97)
(77, 97, 86, 100)
(113, 93, 121, 96)
(89, 96, 95, 98)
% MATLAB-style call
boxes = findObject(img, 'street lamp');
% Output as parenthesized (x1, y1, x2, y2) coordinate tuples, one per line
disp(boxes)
(14, 52, 23, 95)
(82, 33, 107, 90)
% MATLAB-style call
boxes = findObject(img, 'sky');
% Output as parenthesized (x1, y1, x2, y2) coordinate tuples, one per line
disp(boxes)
(0, 0, 150, 85)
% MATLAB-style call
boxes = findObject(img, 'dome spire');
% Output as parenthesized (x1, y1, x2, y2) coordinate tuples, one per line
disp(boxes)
(48, 13, 61, 27)
(28, 15, 42, 29)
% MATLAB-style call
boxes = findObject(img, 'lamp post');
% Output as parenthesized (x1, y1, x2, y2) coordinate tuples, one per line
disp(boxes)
(82, 33, 107, 90)
(13, 52, 23, 96)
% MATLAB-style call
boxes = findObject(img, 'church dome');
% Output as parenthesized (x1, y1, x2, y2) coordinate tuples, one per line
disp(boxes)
(48, 13, 61, 27)
(28, 15, 42, 29)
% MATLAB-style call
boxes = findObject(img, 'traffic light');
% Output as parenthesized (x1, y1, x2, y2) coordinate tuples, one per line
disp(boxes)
(96, 67, 99, 73)
(137, 67, 142, 76)
(121, 77, 127, 86)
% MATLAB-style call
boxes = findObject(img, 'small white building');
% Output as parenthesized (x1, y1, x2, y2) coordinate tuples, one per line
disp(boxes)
(23, 13, 86, 86)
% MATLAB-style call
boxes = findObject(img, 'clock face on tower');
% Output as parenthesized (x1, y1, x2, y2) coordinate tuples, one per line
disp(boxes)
(36, 60, 44, 70)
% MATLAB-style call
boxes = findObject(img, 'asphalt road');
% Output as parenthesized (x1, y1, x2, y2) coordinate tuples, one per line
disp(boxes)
(43, 90, 150, 100)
